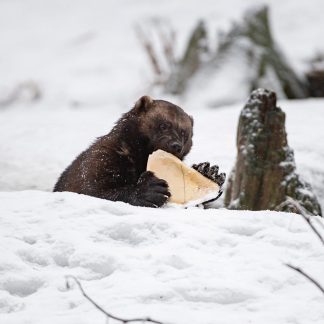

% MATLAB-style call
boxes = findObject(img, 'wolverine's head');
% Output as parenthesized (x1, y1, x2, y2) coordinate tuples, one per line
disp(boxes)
(133, 96, 193, 160)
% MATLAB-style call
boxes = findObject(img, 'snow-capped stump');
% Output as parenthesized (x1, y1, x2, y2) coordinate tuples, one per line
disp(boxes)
(224, 88, 322, 216)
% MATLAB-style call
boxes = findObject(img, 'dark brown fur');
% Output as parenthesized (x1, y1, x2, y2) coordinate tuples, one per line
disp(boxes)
(53, 96, 194, 207)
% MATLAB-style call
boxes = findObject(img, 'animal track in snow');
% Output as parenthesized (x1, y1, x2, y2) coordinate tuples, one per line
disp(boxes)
(2, 276, 44, 297)
(164, 255, 190, 270)
(267, 237, 311, 250)
(176, 286, 255, 304)
(101, 203, 135, 216)
(97, 222, 146, 245)
(69, 253, 117, 278)
(214, 235, 238, 247)
(17, 248, 51, 267)
(97, 221, 172, 245)
(224, 224, 264, 236)
(51, 242, 75, 267)
(0, 292, 24, 313)
(21, 235, 37, 245)
(140, 290, 178, 303)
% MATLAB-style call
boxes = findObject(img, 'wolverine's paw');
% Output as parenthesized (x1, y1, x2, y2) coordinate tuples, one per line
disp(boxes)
(135, 171, 171, 208)
(192, 162, 226, 187)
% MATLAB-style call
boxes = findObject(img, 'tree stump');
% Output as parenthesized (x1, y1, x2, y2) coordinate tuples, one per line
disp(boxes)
(306, 69, 324, 97)
(224, 88, 322, 216)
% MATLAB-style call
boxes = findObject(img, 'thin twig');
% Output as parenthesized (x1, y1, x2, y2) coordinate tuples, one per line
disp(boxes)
(135, 24, 163, 77)
(283, 197, 324, 296)
(156, 24, 176, 67)
(277, 197, 324, 246)
(0, 81, 41, 108)
(286, 264, 324, 294)
(299, 213, 324, 246)
(65, 276, 164, 324)
(314, 217, 324, 231)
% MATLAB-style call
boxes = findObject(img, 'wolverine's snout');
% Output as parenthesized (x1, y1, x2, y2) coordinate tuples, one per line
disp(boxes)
(168, 141, 182, 154)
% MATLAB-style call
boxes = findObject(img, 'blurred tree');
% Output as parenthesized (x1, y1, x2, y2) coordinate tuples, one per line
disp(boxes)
(141, 6, 309, 101)
(136, 19, 176, 85)
(165, 20, 209, 94)
(214, 6, 309, 99)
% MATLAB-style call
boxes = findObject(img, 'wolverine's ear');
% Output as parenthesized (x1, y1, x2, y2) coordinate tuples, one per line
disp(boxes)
(134, 95, 154, 112)
(189, 115, 194, 126)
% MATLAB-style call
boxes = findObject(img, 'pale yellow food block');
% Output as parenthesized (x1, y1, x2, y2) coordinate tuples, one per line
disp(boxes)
(147, 150, 220, 205)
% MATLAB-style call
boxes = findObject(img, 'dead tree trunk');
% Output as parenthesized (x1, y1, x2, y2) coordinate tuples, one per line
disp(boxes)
(306, 69, 324, 97)
(224, 88, 322, 216)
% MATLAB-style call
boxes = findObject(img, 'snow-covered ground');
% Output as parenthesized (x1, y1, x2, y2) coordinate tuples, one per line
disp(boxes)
(1, 0, 324, 323)
(1, 191, 324, 324)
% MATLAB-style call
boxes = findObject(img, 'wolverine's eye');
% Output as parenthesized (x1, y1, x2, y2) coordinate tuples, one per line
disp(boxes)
(159, 122, 170, 131)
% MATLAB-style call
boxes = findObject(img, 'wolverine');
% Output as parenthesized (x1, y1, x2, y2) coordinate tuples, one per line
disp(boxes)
(54, 96, 225, 207)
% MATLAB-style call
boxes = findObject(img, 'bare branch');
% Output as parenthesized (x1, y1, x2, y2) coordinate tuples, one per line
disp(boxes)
(65, 276, 165, 324)
(135, 24, 163, 77)
(299, 213, 324, 246)
(286, 264, 324, 295)
(283, 197, 324, 297)
(314, 217, 324, 231)
(0, 81, 41, 108)
(277, 197, 324, 246)
(156, 24, 176, 67)
(134, 21, 178, 86)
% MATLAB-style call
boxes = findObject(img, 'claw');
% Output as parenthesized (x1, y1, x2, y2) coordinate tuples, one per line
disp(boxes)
(208, 165, 219, 180)
(193, 162, 226, 187)
(216, 173, 226, 186)
(197, 162, 210, 174)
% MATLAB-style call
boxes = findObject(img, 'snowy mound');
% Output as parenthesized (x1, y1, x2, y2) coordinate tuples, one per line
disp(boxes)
(1, 191, 323, 324)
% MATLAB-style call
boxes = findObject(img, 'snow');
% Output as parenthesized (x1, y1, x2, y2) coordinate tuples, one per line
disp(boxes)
(1, 0, 324, 109)
(1, 0, 324, 323)
(1, 191, 324, 324)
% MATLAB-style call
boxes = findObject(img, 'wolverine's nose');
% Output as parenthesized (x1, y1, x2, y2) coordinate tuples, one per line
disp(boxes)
(169, 142, 182, 154)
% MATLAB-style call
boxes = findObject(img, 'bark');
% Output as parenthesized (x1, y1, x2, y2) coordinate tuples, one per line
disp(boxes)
(306, 69, 324, 97)
(224, 88, 322, 216)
